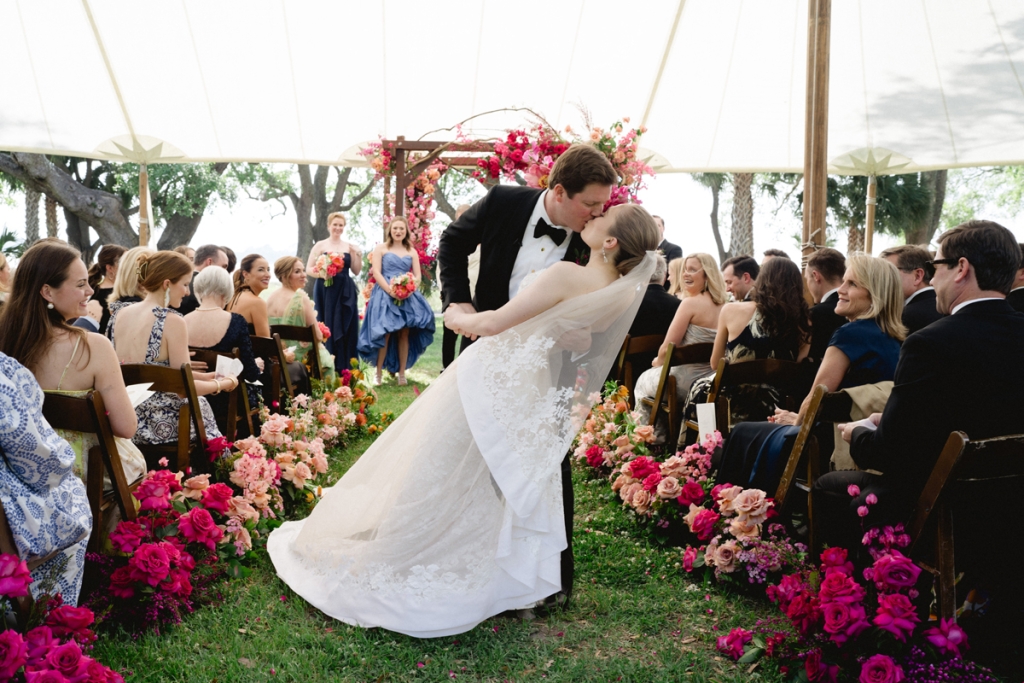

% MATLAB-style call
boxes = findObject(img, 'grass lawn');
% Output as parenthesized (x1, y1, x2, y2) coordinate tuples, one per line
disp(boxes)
(91, 318, 785, 682)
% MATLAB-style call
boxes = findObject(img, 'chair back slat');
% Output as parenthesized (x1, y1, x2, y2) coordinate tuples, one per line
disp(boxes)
(271, 324, 323, 382)
(120, 363, 205, 473)
(250, 334, 293, 411)
(669, 342, 714, 366)
(775, 384, 827, 509)
(189, 347, 245, 439)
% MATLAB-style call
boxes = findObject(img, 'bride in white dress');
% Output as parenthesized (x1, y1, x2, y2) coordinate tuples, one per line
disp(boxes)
(268, 204, 660, 637)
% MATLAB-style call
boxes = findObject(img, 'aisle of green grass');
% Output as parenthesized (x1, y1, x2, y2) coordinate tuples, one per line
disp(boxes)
(92, 319, 784, 682)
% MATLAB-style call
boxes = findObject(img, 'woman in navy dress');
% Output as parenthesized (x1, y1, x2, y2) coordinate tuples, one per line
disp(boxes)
(358, 217, 435, 385)
(306, 212, 362, 373)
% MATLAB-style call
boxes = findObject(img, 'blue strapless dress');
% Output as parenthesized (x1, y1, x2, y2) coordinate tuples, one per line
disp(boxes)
(357, 252, 436, 373)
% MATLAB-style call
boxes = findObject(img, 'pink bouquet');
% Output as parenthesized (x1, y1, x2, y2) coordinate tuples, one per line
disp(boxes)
(389, 272, 417, 306)
(314, 252, 346, 287)
(317, 321, 331, 341)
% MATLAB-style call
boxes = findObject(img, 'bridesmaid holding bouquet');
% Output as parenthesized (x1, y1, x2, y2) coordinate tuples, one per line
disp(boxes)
(306, 212, 361, 373)
(358, 217, 435, 385)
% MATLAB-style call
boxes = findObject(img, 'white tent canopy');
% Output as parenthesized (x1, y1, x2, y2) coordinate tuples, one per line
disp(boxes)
(4, 0, 1024, 173)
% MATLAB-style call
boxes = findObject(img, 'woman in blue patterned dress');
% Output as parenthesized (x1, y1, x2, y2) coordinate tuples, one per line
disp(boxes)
(358, 217, 435, 385)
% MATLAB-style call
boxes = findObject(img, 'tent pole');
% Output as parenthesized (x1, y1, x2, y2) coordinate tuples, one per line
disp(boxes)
(801, 0, 817, 265)
(808, 0, 832, 253)
(138, 163, 150, 247)
(865, 174, 877, 254)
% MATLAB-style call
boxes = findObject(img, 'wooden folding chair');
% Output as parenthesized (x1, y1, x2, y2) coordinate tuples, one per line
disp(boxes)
(41, 390, 140, 553)
(120, 363, 207, 473)
(270, 324, 323, 382)
(906, 431, 1024, 620)
(615, 334, 665, 409)
(689, 358, 807, 439)
(189, 347, 252, 439)
(250, 333, 293, 413)
(637, 341, 715, 445)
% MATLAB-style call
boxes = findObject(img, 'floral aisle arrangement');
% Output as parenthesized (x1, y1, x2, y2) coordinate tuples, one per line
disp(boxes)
(715, 525, 1000, 681)
(571, 383, 655, 476)
(388, 272, 417, 306)
(0, 562, 124, 683)
(314, 252, 347, 287)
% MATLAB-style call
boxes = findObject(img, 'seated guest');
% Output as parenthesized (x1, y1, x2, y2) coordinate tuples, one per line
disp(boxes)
(717, 255, 905, 491)
(816, 220, 1024, 552)
(633, 254, 725, 434)
(762, 248, 791, 261)
(174, 244, 229, 316)
(86, 243, 126, 335)
(626, 253, 681, 367)
(721, 255, 759, 302)
(1006, 242, 1024, 313)
(880, 244, 944, 334)
(805, 247, 848, 363)
(267, 256, 337, 387)
(173, 244, 196, 262)
(666, 257, 686, 299)
(0, 352, 92, 604)
(222, 245, 237, 273)
(0, 239, 146, 491)
(653, 215, 682, 263)
(683, 258, 811, 435)
(110, 251, 236, 464)
(105, 246, 155, 339)
(184, 266, 264, 435)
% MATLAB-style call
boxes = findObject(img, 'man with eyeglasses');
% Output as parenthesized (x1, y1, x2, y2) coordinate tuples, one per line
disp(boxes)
(879, 244, 944, 334)
(814, 220, 1024, 552)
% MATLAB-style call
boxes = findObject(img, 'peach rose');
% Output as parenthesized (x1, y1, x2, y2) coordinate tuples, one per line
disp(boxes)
(715, 485, 743, 515)
(732, 488, 771, 525)
(610, 473, 632, 493)
(656, 476, 682, 500)
(634, 425, 655, 443)
(275, 451, 296, 465)
(713, 539, 739, 573)
(660, 455, 688, 479)
(729, 517, 761, 540)
(620, 481, 642, 503)
(181, 474, 211, 501)
(631, 488, 652, 515)
(227, 496, 260, 523)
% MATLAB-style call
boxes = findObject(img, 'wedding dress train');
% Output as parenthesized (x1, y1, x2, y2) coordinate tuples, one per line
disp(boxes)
(268, 254, 655, 637)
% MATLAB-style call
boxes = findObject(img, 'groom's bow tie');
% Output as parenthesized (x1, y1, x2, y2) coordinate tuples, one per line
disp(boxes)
(534, 218, 567, 246)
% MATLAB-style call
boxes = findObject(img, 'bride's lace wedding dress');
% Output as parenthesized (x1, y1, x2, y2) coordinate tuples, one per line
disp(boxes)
(268, 254, 655, 637)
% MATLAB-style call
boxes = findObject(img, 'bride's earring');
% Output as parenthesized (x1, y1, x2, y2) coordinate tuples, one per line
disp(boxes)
(163, 287, 170, 308)
(601, 247, 608, 263)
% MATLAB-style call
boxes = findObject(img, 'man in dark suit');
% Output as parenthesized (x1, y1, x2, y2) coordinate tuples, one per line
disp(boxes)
(438, 144, 619, 607)
(173, 244, 228, 315)
(627, 254, 680, 371)
(880, 244, 944, 334)
(804, 247, 847, 364)
(814, 220, 1024, 551)
(721, 255, 759, 302)
(652, 215, 682, 265)
(1006, 242, 1024, 313)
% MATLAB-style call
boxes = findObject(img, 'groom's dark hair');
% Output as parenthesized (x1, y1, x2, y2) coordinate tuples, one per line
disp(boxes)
(548, 144, 618, 197)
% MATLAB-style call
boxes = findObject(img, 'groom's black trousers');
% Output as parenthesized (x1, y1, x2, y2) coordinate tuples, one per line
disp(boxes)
(559, 453, 575, 598)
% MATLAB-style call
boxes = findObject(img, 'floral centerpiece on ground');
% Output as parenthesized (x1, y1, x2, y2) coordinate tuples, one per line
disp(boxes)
(314, 252, 347, 287)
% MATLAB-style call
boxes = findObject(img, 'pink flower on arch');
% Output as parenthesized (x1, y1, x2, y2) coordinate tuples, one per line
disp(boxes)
(924, 618, 969, 657)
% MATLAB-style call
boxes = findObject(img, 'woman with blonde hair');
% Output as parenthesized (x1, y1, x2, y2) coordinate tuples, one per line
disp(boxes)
(267, 255, 337, 386)
(306, 212, 361, 373)
(105, 245, 154, 340)
(665, 257, 686, 298)
(357, 216, 435, 385)
(0, 252, 12, 303)
(110, 251, 235, 461)
(632, 253, 727, 434)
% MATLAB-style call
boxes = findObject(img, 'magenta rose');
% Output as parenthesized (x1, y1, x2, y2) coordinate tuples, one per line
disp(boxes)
(641, 472, 662, 493)
(709, 482, 733, 503)
(715, 627, 752, 660)
(0, 629, 28, 680)
(873, 593, 920, 642)
(46, 606, 96, 644)
(127, 543, 171, 587)
(43, 640, 85, 681)
(785, 592, 822, 635)
(690, 509, 720, 541)
(585, 446, 605, 469)
(805, 648, 838, 683)
(822, 600, 870, 645)
(200, 483, 234, 515)
(820, 547, 854, 576)
(869, 551, 921, 593)
(108, 521, 148, 554)
(767, 573, 806, 610)
(85, 658, 120, 683)
(627, 456, 659, 481)
(0, 553, 33, 597)
(682, 546, 698, 572)
(818, 570, 866, 605)
(161, 569, 193, 599)
(178, 508, 224, 551)
(108, 566, 134, 599)
(924, 618, 968, 658)
(132, 470, 181, 511)
(24, 670, 70, 683)
(859, 654, 904, 683)
(24, 626, 57, 666)
(677, 481, 705, 507)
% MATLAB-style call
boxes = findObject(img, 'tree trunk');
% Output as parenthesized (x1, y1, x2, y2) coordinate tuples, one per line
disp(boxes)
(729, 172, 755, 257)
(156, 162, 229, 250)
(904, 169, 947, 246)
(45, 196, 59, 238)
(706, 177, 728, 264)
(24, 187, 40, 245)
(847, 218, 864, 255)
(64, 208, 94, 264)
(0, 152, 136, 246)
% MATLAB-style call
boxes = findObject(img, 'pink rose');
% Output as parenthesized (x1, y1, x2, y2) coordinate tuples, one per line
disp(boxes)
(0, 629, 28, 680)
(584, 445, 605, 468)
(24, 670, 70, 683)
(820, 547, 854, 576)
(24, 626, 57, 666)
(128, 543, 171, 587)
(818, 570, 866, 605)
(682, 546, 698, 572)
(714, 485, 743, 514)
(869, 551, 921, 593)
(731, 488, 771, 524)
(233, 436, 266, 458)
(311, 452, 329, 474)
(200, 483, 234, 515)
(712, 539, 739, 573)
(0, 553, 33, 597)
(132, 470, 182, 511)
(873, 593, 920, 642)
(109, 521, 148, 554)
(109, 566, 135, 599)
(767, 573, 806, 610)
(859, 654, 904, 683)
(689, 508, 720, 542)
(715, 627, 751, 660)
(627, 456, 659, 481)
(162, 569, 193, 599)
(641, 472, 662, 493)
(43, 640, 85, 681)
(178, 508, 225, 551)
(676, 481, 705, 507)
(656, 476, 681, 500)
(660, 455, 688, 479)
(822, 600, 870, 645)
(805, 649, 838, 683)
(46, 605, 95, 643)
(181, 473, 211, 500)
(924, 618, 968, 658)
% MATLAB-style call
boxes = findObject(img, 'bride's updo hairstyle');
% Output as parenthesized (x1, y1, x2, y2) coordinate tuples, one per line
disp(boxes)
(608, 204, 661, 276)
(137, 251, 193, 294)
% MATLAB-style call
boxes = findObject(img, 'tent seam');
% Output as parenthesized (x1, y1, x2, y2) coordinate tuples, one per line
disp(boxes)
(555, 2, 585, 125)
(705, 0, 744, 167)
(641, 0, 687, 129)
(181, 0, 223, 156)
(14, 0, 54, 148)
(857, 0, 873, 149)
(919, 0, 957, 163)
(987, 0, 1024, 101)
(470, 1, 486, 118)
(80, 0, 136, 140)
(279, 0, 306, 158)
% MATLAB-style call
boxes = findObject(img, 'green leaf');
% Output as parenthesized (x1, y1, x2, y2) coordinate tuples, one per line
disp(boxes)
(752, 636, 766, 649)
(737, 647, 763, 664)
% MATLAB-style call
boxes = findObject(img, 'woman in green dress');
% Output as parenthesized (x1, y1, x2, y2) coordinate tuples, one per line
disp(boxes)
(267, 256, 338, 388)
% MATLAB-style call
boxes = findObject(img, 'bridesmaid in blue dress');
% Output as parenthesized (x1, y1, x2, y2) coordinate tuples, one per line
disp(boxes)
(358, 217, 436, 385)
(306, 212, 362, 373)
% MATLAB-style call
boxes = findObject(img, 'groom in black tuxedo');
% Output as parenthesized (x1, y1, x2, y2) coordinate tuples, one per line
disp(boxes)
(438, 144, 619, 606)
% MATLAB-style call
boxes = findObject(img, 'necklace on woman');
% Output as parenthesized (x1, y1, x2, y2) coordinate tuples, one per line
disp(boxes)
(196, 306, 222, 311)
